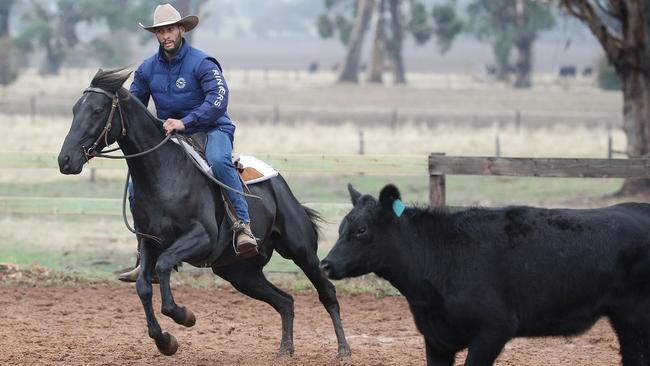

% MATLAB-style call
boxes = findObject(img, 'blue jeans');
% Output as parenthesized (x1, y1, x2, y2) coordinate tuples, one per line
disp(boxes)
(205, 128, 250, 223)
(127, 128, 250, 223)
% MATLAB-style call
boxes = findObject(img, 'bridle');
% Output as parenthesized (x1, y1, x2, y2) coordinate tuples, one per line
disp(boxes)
(81, 86, 172, 161)
(82, 87, 127, 160)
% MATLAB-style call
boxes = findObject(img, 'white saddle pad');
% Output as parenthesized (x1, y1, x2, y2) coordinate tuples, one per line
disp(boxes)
(171, 137, 278, 184)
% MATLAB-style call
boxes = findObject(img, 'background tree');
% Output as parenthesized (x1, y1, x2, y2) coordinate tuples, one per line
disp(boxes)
(0, 0, 18, 89)
(467, 0, 555, 88)
(558, 1, 650, 195)
(366, 0, 386, 83)
(13, 0, 158, 74)
(380, 0, 461, 84)
(317, 0, 462, 84)
(318, 0, 375, 83)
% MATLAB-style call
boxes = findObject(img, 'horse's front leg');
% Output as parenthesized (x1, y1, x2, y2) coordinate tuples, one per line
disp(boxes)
(156, 221, 212, 328)
(135, 242, 178, 356)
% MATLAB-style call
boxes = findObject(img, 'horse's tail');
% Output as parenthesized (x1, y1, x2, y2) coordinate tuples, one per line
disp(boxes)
(302, 205, 324, 244)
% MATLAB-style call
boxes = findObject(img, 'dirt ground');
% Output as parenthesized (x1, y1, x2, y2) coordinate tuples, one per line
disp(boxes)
(0, 281, 622, 366)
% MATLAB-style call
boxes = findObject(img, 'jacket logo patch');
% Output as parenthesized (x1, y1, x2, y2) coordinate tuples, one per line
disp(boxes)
(176, 77, 187, 89)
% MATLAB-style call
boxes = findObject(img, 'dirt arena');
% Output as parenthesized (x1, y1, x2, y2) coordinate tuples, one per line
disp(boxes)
(0, 280, 622, 366)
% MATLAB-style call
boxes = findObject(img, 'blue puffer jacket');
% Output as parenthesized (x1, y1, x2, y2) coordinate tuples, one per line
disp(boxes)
(129, 39, 235, 137)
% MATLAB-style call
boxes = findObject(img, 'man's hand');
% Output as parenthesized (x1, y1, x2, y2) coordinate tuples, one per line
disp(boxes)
(163, 118, 185, 135)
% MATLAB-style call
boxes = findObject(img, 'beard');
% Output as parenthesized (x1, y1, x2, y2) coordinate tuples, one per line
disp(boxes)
(161, 35, 183, 56)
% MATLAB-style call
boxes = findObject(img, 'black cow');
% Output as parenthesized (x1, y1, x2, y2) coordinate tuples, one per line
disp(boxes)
(320, 184, 650, 366)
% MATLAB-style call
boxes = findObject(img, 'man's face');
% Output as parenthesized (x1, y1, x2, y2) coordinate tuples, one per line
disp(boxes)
(155, 24, 184, 55)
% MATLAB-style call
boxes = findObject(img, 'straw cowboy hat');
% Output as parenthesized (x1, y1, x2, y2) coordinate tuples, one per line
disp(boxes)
(139, 3, 199, 33)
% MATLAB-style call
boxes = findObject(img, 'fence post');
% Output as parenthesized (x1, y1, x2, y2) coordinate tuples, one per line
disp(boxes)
(495, 135, 501, 157)
(515, 109, 521, 131)
(273, 104, 280, 123)
(30, 96, 36, 124)
(358, 130, 365, 155)
(391, 108, 398, 129)
(608, 135, 613, 159)
(429, 152, 446, 207)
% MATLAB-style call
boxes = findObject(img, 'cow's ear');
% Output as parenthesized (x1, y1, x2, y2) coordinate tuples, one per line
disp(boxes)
(348, 183, 362, 206)
(379, 184, 401, 211)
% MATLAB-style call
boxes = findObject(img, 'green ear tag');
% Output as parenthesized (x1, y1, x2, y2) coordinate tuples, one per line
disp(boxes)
(392, 199, 405, 217)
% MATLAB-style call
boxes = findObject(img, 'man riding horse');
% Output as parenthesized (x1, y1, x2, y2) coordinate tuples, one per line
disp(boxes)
(119, 3, 257, 281)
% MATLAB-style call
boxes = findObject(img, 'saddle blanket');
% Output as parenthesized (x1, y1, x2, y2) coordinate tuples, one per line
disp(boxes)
(171, 136, 278, 185)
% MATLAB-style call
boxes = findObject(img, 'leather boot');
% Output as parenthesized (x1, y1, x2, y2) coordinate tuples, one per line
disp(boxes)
(117, 265, 160, 284)
(235, 222, 259, 258)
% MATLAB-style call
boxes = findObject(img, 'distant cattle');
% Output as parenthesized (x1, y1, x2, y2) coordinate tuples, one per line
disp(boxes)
(558, 65, 577, 77)
(321, 184, 650, 365)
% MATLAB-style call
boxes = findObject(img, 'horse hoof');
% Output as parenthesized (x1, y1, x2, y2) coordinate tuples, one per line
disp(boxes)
(277, 347, 294, 358)
(157, 332, 179, 356)
(182, 307, 196, 327)
(337, 348, 352, 359)
(337, 353, 352, 366)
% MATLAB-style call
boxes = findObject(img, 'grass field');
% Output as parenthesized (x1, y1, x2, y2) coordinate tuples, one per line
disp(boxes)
(0, 69, 634, 279)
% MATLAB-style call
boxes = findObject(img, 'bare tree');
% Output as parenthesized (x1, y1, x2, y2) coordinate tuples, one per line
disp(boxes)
(0, 0, 14, 37)
(385, 0, 406, 84)
(338, 0, 375, 83)
(366, 0, 385, 83)
(559, 1, 650, 194)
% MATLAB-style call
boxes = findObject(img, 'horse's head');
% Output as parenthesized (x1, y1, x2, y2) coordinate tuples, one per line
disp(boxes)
(58, 68, 132, 174)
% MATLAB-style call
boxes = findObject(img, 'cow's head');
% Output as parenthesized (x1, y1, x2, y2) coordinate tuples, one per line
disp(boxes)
(320, 183, 404, 280)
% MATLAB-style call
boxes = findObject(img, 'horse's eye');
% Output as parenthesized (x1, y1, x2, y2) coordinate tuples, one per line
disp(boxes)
(356, 227, 367, 235)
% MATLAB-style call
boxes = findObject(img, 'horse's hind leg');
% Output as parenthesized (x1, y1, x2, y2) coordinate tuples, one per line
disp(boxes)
(292, 248, 351, 358)
(214, 265, 295, 356)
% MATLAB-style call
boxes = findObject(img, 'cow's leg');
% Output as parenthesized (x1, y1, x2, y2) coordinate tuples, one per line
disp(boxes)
(609, 314, 649, 366)
(156, 221, 212, 328)
(135, 243, 178, 356)
(293, 249, 351, 358)
(425, 339, 455, 366)
(463, 331, 509, 366)
(214, 264, 295, 356)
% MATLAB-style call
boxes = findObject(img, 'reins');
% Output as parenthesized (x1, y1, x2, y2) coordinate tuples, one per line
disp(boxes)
(82, 87, 173, 160)
(82, 87, 261, 245)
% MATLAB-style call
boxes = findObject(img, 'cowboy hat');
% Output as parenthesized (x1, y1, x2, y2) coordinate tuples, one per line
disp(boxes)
(139, 3, 199, 33)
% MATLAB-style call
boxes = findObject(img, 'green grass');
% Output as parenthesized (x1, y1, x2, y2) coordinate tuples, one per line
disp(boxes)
(0, 243, 134, 276)
(0, 241, 326, 278)
(0, 172, 623, 284)
(0, 174, 623, 206)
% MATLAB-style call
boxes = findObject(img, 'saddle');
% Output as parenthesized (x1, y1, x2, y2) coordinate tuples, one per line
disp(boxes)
(176, 132, 269, 184)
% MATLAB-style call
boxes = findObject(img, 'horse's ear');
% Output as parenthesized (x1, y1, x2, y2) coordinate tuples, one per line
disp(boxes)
(379, 184, 401, 211)
(348, 184, 362, 206)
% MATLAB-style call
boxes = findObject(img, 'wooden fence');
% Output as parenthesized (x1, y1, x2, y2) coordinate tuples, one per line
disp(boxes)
(0, 152, 426, 216)
(428, 153, 650, 206)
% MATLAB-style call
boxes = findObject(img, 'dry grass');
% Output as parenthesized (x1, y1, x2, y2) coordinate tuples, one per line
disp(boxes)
(2, 115, 627, 158)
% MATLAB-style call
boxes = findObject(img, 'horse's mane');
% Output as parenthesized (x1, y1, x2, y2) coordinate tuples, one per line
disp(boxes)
(90, 66, 133, 94)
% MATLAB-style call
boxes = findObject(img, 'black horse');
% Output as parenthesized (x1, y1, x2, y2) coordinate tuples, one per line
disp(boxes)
(57, 68, 350, 359)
